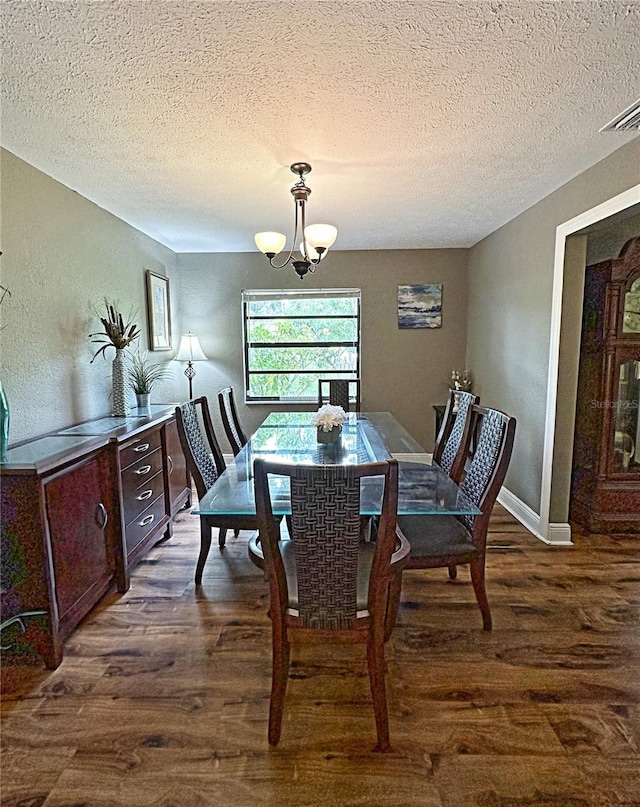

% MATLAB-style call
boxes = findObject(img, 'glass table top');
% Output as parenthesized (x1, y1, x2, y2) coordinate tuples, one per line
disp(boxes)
(195, 412, 480, 518)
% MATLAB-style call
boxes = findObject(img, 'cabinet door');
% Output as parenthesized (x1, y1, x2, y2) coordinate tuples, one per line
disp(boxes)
(165, 417, 189, 513)
(45, 451, 115, 631)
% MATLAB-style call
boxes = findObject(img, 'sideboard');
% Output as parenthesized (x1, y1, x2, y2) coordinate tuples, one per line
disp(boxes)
(0, 405, 189, 669)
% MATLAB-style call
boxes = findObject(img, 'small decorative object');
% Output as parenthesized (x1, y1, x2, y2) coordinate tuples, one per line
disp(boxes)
(398, 284, 442, 329)
(313, 404, 346, 443)
(146, 271, 172, 351)
(90, 299, 140, 416)
(128, 349, 170, 412)
(451, 369, 473, 392)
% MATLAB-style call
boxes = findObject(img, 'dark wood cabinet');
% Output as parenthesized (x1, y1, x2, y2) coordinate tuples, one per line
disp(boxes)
(45, 450, 117, 640)
(571, 236, 640, 533)
(118, 425, 169, 566)
(165, 417, 190, 517)
(1, 440, 119, 669)
(1, 406, 191, 668)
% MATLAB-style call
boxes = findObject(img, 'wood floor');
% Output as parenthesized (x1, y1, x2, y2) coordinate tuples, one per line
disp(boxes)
(2, 506, 639, 806)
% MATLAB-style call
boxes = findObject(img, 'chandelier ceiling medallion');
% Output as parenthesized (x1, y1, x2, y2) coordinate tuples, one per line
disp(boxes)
(254, 162, 338, 280)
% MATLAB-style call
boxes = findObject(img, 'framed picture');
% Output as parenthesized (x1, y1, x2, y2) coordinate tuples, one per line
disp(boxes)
(398, 283, 442, 329)
(145, 271, 172, 351)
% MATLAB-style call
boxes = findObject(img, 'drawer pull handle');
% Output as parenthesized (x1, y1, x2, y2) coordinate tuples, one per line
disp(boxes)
(137, 489, 153, 501)
(95, 502, 108, 529)
(168, 455, 174, 474)
(135, 465, 152, 476)
(139, 514, 155, 527)
(133, 443, 151, 453)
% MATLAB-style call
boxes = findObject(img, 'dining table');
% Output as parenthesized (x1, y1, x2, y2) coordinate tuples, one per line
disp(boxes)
(194, 411, 480, 525)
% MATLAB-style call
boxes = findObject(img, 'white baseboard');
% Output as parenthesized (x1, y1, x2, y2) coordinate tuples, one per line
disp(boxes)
(498, 487, 573, 546)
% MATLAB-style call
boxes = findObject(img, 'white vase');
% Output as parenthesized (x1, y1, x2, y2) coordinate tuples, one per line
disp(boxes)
(112, 349, 130, 416)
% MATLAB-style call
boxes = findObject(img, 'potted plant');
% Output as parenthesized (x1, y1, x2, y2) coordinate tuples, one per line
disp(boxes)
(128, 349, 170, 410)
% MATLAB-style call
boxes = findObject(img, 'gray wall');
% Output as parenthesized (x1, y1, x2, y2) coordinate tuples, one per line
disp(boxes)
(0, 148, 469, 453)
(585, 209, 640, 265)
(175, 250, 469, 452)
(0, 149, 178, 443)
(467, 138, 640, 519)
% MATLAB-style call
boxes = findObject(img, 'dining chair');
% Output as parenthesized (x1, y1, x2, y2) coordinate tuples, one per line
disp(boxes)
(249, 458, 409, 752)
(175, 397, 257, 583)
(432, 389, 480, 483)
(396, 405, 516, 631)
(217, 386, 248, 456)
(432, 389, 480, 580)
(318, 378, 361, 412)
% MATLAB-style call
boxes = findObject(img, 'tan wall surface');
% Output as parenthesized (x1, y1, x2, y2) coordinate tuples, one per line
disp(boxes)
(0, 149, 178, 443)
(174, 250, 469, 453)
(585, 209, 640, 265)
(467, 138, 640, 519)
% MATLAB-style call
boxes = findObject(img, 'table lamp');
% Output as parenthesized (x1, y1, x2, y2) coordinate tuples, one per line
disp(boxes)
(174, 332, 208, 399)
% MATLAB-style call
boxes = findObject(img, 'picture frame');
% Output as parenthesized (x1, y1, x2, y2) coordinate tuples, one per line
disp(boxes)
(397, 283, 442, 329)
(145, 271, 172, 351)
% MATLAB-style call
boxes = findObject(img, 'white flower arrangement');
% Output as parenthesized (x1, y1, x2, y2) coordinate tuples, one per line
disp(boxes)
(312, 404, 347, 432)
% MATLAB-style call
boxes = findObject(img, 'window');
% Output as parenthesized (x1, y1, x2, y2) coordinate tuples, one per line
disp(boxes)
(243, 289, 361, 403)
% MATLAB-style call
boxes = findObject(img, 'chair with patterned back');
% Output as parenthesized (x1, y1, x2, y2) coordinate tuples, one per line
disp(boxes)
(318, 378, 361, 412)
(432, 389, 480, 482)
(396, 405, 516, 631)
(217, 386, 248, 456)
(175, 397, 257, 583)
(250, 458, 409, 751)
(432, 389, 479, 581)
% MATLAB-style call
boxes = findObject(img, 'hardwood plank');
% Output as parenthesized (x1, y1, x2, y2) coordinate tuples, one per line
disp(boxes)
(1, 505, 638, 806)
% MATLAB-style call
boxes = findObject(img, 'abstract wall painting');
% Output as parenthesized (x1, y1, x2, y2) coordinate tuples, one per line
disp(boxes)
(397, 284, 442, 328)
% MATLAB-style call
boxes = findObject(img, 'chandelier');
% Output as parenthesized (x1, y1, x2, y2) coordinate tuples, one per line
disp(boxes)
(254, 162, 338, 279)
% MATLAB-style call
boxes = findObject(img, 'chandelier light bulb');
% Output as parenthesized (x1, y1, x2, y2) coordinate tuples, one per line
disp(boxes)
(304, 224, 338, 250)
(255, 231, 286, 256)
(299, 241, 322, 262)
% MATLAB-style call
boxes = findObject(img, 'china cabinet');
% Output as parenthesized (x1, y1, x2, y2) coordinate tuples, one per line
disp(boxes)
(571, 236, 640, 533)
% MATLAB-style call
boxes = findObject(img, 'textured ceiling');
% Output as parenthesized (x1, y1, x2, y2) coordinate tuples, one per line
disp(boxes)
(1, 1, 639, 252)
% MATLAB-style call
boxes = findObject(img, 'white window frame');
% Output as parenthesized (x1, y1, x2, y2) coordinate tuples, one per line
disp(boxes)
(242, 288, 361, 404)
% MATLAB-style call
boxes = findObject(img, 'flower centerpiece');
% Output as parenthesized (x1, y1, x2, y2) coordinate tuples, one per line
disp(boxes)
(312, 404, 346, 443)
(90, 299, 140, 416)
(127, 349, 170, 411)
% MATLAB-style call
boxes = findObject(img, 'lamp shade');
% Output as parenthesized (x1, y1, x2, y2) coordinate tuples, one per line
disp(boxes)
(299, 241, 322, 262)
(255, 231, 287, 256)
(304, 224, 337, 250)
(175, 333, 208, 362)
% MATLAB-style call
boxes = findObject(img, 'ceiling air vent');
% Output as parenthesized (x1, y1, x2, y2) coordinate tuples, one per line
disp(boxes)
(600, 99, 640, 132)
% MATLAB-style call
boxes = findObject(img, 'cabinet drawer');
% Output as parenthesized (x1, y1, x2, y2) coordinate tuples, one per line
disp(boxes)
(121, 448, 164, 499)
(125, 494, 166, 555)
(120, 430, 162, 471)
(122, 469, 165, 526)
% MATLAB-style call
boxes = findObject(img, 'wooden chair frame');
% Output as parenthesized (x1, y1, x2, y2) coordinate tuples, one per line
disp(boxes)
(175, 396, 256, 583)
(251, 458, 409, 752)
(397, 405, 516, 631)
(318, 378, 361, 412)
(217, 386, 248, 456)
(432, 389, 480, 483)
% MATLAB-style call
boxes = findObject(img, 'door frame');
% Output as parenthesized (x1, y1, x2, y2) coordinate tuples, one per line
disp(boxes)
(540, 184, 640, 541)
